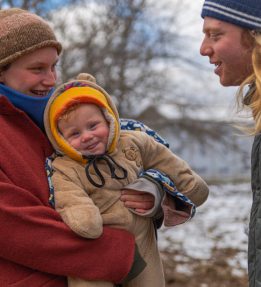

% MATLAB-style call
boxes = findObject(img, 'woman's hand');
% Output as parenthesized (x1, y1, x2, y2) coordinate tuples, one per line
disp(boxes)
(120, 189, 155, 214)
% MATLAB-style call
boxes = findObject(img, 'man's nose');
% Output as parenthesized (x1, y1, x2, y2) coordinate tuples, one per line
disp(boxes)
(200, 38, 212, 56)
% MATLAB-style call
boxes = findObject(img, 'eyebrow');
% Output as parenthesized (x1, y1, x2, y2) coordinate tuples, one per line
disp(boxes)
(28, 59, 59, 66)
(203, 26, 221, 34)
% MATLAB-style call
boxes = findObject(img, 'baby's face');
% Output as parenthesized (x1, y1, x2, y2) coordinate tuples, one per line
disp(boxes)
(58, 104, 109, 156)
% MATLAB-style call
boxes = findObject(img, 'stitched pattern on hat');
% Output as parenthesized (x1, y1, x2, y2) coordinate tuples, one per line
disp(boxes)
(204, 2, 261, 26)
(202, 0, 261, 30)
(0, 13, 49, 36)
(0, 9, 61, 68)
(58, 82, 91, 94)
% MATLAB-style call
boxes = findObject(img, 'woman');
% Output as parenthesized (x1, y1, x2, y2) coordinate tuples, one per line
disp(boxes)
(0, 7, 204, 287)
(0, 8, 148, 287)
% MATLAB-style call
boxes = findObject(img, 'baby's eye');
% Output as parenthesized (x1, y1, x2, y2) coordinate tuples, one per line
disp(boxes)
(89, 123, 98, 130)
(69, 131, 80, 138)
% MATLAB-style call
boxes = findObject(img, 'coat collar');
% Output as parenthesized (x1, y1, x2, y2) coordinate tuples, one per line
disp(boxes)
(0, 95, 22, 115)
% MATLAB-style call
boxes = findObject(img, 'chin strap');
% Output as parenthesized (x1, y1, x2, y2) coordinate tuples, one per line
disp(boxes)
(84, 154, 128, 187)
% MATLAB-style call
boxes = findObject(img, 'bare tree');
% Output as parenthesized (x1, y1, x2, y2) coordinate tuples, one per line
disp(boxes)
(51, 0, 198, 116)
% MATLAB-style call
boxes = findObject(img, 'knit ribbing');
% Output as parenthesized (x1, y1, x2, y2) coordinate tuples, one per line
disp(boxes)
(201, 0, 261, 30)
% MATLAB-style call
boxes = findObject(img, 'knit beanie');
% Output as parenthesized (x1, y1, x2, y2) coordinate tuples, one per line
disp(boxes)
(201, 0, 261, 31)
(0, 8, 62, 69)
(44, 73, 120, 163)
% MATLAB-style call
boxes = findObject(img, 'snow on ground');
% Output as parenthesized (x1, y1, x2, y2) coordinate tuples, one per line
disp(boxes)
(158, 183, 252, 273)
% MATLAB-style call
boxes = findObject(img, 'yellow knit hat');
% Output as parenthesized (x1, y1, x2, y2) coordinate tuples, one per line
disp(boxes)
(44, 73, 120, 163)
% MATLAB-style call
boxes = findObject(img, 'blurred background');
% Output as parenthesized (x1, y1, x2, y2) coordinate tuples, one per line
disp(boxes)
(2, 0, 252, 285)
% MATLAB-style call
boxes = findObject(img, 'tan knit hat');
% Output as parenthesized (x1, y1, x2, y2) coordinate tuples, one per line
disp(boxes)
(0, 8, 62, 69)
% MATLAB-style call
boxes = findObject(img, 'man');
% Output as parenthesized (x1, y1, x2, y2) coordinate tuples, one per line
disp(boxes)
(200, 0, 261, 286)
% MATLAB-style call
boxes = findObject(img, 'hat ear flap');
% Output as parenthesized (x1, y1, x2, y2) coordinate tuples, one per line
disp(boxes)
(101, 108, 117, 152)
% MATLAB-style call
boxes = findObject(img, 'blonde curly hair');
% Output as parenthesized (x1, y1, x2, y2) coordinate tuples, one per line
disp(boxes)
(237, 32, 261, 135)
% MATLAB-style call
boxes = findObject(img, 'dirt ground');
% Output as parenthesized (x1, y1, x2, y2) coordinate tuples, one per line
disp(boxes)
(162, 247, 248, 287)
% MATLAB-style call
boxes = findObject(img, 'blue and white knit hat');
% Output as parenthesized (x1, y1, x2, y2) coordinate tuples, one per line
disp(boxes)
(201, 0, 261, 31)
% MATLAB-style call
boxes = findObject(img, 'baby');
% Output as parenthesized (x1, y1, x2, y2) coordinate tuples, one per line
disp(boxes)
(44, 73, 209, 287)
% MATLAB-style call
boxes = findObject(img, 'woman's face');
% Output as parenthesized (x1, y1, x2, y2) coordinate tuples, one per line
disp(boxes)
(0, 47, 59, 97)
(200, 17, 254, 86)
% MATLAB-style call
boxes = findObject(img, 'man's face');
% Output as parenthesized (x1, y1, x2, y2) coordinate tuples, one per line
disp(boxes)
(200, 17, 254, 86)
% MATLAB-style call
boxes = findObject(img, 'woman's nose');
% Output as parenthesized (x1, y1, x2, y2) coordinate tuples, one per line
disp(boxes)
(43, 70, 57, 87)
